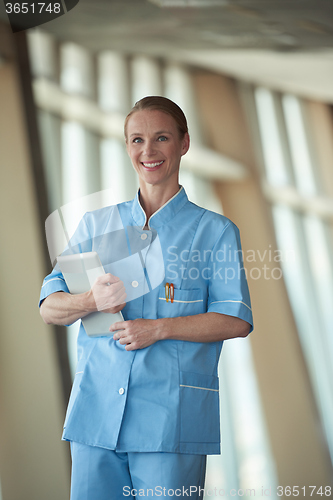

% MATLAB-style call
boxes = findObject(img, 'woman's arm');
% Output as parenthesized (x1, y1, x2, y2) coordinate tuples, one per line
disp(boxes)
(40, 290, 95, 325)
(110, 313, 250, 351)
(162, 312, 250, 342)
(40, 274, 126, 325)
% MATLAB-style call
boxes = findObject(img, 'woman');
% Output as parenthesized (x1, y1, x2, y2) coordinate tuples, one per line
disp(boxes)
(40, 96, 253, 499)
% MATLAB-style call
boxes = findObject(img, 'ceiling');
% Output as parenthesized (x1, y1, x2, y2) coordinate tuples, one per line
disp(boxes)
(1, 0, 333, 101)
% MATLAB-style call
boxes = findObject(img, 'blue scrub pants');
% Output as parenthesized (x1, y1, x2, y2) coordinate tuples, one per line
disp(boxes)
(70, 442, 206, 499)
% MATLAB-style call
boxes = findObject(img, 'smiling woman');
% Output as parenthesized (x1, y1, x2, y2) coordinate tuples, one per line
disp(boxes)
(39, 96, 253, 500)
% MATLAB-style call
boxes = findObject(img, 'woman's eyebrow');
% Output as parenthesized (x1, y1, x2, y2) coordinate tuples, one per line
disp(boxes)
(129, 130, 173, 138)
(155, 130, 172, 135)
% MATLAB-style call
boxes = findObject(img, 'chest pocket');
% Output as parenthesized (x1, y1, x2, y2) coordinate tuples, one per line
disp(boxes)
(157, 286, 206, 319)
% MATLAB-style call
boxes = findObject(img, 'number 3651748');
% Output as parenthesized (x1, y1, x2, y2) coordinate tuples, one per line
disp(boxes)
(5, 3, 61, 14)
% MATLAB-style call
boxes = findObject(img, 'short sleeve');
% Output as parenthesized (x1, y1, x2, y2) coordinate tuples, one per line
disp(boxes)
(207, 221, 253, 333)
(39, 214, 92, 308)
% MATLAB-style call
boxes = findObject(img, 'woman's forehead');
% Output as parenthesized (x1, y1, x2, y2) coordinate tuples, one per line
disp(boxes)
(127, 109, 177, 132)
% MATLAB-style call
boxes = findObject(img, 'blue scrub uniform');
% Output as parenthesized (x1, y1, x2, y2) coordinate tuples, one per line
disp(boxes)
(39, 187, 253, 496)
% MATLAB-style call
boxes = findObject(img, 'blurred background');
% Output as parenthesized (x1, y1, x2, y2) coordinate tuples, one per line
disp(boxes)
(0, 1, 333, 499)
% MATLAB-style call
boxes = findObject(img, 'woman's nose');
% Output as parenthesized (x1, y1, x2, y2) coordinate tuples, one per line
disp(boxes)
(143, 140, 156, 156)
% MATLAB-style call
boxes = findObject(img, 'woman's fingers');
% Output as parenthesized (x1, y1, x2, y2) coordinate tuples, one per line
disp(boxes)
(97, 273, 119, 285)
(111, 319, 159, 350)
(106, 282, 126, 306)
(108, 301, 126, 314)
(91, 274, 127, 311)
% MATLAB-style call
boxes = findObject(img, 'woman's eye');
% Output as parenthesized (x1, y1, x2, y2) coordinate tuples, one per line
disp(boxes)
(158, 136, 167, 142)
(133, 137, 143, 143)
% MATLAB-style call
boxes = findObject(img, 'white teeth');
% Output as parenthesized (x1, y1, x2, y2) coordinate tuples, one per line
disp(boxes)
(142, 161, 163, 168)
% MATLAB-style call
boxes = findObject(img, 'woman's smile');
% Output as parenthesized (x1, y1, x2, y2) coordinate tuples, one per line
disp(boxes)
(141, 160, 165, 171)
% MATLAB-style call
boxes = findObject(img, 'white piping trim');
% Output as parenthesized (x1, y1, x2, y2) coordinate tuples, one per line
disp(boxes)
(75, 371, 84, 375)
(138, 186, 184, 230)
(180, 384, 219, 392)
(42, 277, 66, 287)
(159, 297, 203, 304)
(210, 300, 252, 312)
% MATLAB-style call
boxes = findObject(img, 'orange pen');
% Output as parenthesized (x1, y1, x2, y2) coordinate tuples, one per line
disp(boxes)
(165, 282, 169, 303)
(170, 283, 174, 303)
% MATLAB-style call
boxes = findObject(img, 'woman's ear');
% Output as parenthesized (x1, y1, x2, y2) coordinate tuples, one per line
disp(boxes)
(181, 132, 190, 156)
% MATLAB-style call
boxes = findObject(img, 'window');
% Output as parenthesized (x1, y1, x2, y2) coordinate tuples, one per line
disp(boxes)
(255, 87, 333, 464)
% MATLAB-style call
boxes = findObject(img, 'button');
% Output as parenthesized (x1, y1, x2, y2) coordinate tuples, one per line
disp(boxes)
(141, 233, 148, 240)
(131, 280, 139, 288)
(119, 388, 125, 395)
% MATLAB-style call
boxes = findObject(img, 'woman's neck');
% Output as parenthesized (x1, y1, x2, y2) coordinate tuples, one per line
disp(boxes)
(139, 182, 180, 223)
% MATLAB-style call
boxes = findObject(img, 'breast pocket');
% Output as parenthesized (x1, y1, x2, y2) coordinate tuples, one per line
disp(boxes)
(157, 286, 206, 319)
(179, 371, 220, 444)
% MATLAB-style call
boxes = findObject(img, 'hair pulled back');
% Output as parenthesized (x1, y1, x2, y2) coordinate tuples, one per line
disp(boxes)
(124, 96, 188, 140)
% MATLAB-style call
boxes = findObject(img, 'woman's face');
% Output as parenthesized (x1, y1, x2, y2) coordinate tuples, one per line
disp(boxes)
(126, 109, 189, 189)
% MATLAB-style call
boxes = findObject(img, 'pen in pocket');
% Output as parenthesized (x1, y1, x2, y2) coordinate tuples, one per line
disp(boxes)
(165, 282, 174, 303)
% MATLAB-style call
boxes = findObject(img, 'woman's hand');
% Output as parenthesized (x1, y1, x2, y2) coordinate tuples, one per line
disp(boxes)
(110, 319, 163, 351)
(90, 273, 126, 314)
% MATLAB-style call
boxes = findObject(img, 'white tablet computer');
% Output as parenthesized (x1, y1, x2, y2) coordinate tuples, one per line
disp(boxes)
(57, 251, 124, 337)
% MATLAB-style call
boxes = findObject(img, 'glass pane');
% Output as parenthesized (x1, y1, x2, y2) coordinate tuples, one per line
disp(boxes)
(131, 56, 162, 104)
(97, 52, 130, 112)
(302, 215, 333, 456)
(101, 138, 137, 203)
(60, 43, 94, 98)
(62, 122, 88, 204)
(223, 338, 278, 495)
(272, 205, 333, 462)
(37, 110, 62, 213)
(27, 29, 57, 81)
(205, 355, 238, 491)
(164, 64, 202, 144)
(61, 123, 100, 206)
(254, 88, 289, 187)
(282, 95, 317, 197)
(206, 338, 278, 497)
(303, 215, 333, 360)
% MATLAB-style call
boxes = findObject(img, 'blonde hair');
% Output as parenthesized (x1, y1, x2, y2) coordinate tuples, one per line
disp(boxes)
(124, 96, 188, 140)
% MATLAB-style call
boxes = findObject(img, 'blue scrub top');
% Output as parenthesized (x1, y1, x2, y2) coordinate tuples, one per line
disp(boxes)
(39, 187, 253, 455)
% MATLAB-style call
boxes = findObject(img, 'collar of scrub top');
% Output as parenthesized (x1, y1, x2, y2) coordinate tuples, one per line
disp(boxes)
(131, 185, 188, 230)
